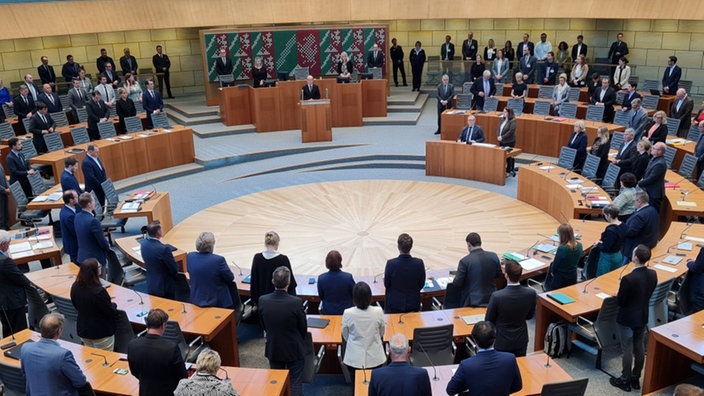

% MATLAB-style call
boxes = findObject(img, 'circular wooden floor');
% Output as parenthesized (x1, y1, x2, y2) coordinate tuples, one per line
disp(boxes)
(164, 180, 559, 276)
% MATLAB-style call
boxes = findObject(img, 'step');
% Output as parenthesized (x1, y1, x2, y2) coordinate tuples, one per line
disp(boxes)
(192, 123, 257, 138)
(363, 112, 420, 126)
(113, 163, 204, 191)
(167, 110, 221, 127)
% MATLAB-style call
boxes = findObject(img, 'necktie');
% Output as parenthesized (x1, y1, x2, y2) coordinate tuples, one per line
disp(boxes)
(77, 89, 82, 101)
(484, 81, 489, 95)
(620, 141, 628, 156)
(467, 127, 473, 142)
(677, 100, 683, 112)
(23, 96, 27, 105)
(571, 133, 579, 145)
(18, 152, 25, 166)
(104, 85, 110, 101)
(48, 95, 55, 105)
(444, 85, 448, 94)
(40, 114, 46, 124)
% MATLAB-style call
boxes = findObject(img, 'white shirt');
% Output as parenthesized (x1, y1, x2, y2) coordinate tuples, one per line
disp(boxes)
(341, 306, 386, 368)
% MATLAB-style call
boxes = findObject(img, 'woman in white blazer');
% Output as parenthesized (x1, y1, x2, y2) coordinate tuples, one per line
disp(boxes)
(552, 73, 571, 116)
(491, 49, 509, 83)
(613, 57, 631, 91)
(341, 282, 386, 378)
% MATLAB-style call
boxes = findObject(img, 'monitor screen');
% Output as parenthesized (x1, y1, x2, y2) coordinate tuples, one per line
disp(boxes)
(359, 73, 373, 80)
(276, 71, 289, 82)
(263, 79, 277, 87)
(336, 77, 351, 84)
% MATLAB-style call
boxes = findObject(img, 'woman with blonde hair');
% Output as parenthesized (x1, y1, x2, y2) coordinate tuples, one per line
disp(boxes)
(644, 111, 668, 144)
(174, 349, 239, 395)
(545, 224, 583, 291)
(123, 73, 142, 102)
(250, 231, 297, 305)
(590, 126, 611, 179)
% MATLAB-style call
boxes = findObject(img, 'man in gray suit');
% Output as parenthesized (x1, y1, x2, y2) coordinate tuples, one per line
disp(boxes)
(627, 99, 649, 140)
(67, 78, 89, 123)
(451, 232, 502, 307)
(670, 88, 694, 137)
(435, 74, 454, 135)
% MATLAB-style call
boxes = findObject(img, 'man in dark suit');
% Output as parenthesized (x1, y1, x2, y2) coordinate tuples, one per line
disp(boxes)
(622, 191, 659, 263)
(470, 70, 496, 111)
(37, 56, 57, 91)
(614, 128, 639, 176)
(153, 45, 174, 98)
(389, 38, 407, 87)
(0, 230, 30, 337)
(435, 74, 454, 135)
(38, 83, 62, 113)
(103, 63, 121, 88)
(638, 142, 667, 209)
(60, 190, 79, 264)
(409, 41, 426, 92)
(457, 115, 485, 143)
(215, 48, 234, 87)
(516, 33, 534, 57)
(670, 88, 694, 137)
(369, 332, 431, 396)
(23, 74, 40, 102)
(441, 35, 454, 61)
(140, 221, 179, 299)
(96, 48, 115, 75)
(258, 266, 307, 396)
(367, 43, 384, 68)
(383, 233, 426, 313)
(128, 309, 187, 396)
(67, 78, 89, 122)
(446, 321, 523, 395)
(6, 138, 35, 199)
(142, 79, 164, 129)
(119, 47, 138, 76)
(0, 157, 9, 230)
(591, 77, 616, 123)
(86, 91, 109, 140)
(452, 232, 501, 307)
(29, 102, 55, 153)
(302, 75, 321, 100)
(540, 52, 558, 85)
(81, 144, 107, 206)
(621, 82, 641, 111)
(485, 261, 536, 357)
(518, 46, 537, 84)
(74, 192, 111, 266)
(571, 35, 588, 61)
(610, 245, 657, 392)
(61, 157, 82, 194)
(608, 33, 629, 83)
(662, 56, 681, 95)
(61, 54, 81, 82)
(461, 32, 478, 61)
(12, 85, 35, 135)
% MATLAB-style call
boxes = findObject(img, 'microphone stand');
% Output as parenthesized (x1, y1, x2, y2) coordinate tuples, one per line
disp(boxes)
(230, 260, 243, 276)
(417, 343, 439, 381)
(0, 306, 17, 349)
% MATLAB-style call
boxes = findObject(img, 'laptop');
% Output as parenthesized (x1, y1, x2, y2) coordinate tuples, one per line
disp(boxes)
(649, 89, 661, 96)
(3, 340, 34, 360)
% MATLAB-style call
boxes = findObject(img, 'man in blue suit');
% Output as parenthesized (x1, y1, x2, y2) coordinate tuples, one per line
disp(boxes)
(59, 190, 79, 264)
(186, 231, 235, 308)
(446, 321, 523, 396)
(457, 115, 485, 144)
(369, 332, 431, 396)
(141, 220, 179, 299)
(638, 142, 667, 210)
(627, 99, 649, 140)
(661, 56, 681, 95)
(621, 191, 659, 264)
(21, 313, 90, 395)
(81, 144, 107, 206)
(142, 79, 164, 129)
(60, 157, 82, 194)
(383, 233, 425, 313)
(75, 192, 111, 266)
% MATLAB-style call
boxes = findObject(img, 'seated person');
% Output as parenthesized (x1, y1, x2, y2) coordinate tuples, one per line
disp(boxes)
(457, 115, 485, 143)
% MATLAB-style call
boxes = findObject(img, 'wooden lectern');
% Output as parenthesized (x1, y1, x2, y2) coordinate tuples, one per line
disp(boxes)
(219, 85, 251, 126)
(300, 100, 332, 143)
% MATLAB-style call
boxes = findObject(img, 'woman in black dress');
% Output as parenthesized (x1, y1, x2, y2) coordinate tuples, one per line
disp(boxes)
(115, 87, 136, 134)
(252, 57, 267, 88)
(250, 231, 297, 306)
(70, 258, 117, 351)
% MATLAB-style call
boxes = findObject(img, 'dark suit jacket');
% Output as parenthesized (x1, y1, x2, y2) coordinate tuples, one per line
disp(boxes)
(215, 57, 233, 76)
(258, 290, 307, 362)
(628, 108, 649, 139)
(441, 42, 455, 60)
(518, 55, 538, 83)
(70, 283, 117, 339)
(567, 131, 588, 169)
(615, 139, 639, 174)
(621, 91, 641, 110)
(662, 65, 681, 94)
(186, 252, 234, 308)
(37, 64, 56, 84)
(38, 92, 62, 113)
(60, 169, 82, 195)
(591, 86, 616, 122)
(446, 349, 523, 396)
(638, 155, 666, 201)
(96, 56, 115, 74)
(116, 98, 136, 133)
(383, 253, 426, 313)
(6, 150, 32, 198)
(617, 266, 657, 328)
(452, 248, 501, 307)
(462, 39, 478, 60)
(409, 48, 426, 71)
(497, 118, 516, 147)
(60, 205, 78, 263)
(302, 84, 321, 100)
(0, 254, 30, 310)
(367, 50, 384, 68)
(337, 60, 354, 75)
(317, 269, 355, 315)
(81, 155, 107, 204)
(670, 96, 694, 135)
(29, 112, 55, 153)
(127, 334, 187, 396)
(571, 43, 588, 61)
(141, 238, 179, 299)
(470, 77, 496, 110)
(540, 61, 558, 85)
(250, 253, 297, 304)
(12, 95, 35, 132)
(643, 122, 668, 144)
(142, 90, 163, 128)
(458, 125, 485, 143)
(437, 83, 454, 107)
(622, 205, 660, 257)
(119, 55, 138, 75)
(62, 62, 81, 82)
(75, 209, 110, 264)
(86, 99, 109, 137)
(485, 285, 537, 353)
(369, 362, 431, 396)
(152, 53, 171, 74)
(608, 41, 629, 64)
(104, 70, 121, 86)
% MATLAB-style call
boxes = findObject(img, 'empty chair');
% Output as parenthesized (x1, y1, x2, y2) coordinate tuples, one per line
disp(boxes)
(70, 126, 90, 145)
(642, 80, 659, 91)
(698, 169, 704, 189)
(678, 153, 698, 180)
(410, 324, 455, 366)
(28, 172, 49, 196)
(610, 131, 624, 150)
(106, 248, 145, 287)
(90, 190, 127, 240)
(668, 271, 694, 320)
(134, 101, 144, 114)
(113, 309, 136, 354)
(664, 146, 676, 168)
(613, 111, 629, 127)
(161, 320, 207, 363)
(581, 154, 601, 180)
(151, 112, 170, 128)
(108, 105, 117, 118)
(462, 82, 472, 94)
(43, 132, 64, 152)
(22, 118, 33, 133)
(507, 98, 524, 116)
(568, 297, 619, 373)
(174, 272, 191, 303)
(50, 111, 69, 127)
(2, 103, 16, 118)
(50, 294, 81, 344)
(641, 95, 659, 110)
(100, 179, 119, 213)
(494, 83, 504, 95)
(557, 146, 577, 170)
(687, 125, 701, 142)
(20, 139, 39, 160)
(585, 105, 605, 122)
(124, 116, 143, 133)
(666, 118, 681, 135)
(431, 283, 462, 310)
(455, 94, 472, 110)
(9, 181, 48, 225)
(0, 362, 26, 396)
(59, 94, 69, 109)
(615, 91, 625, 105)
(533, 100, 551, 116)
(302, 332, 326, 383)
(648, 279, 675, 329)
(98, 121, 116, 139)
(568, 87, 581, 102)
(0, 122, 15, 140)
(293, 67, 309, 81)
(540, 378, 589, 396)
(559, 103, 577, 119)
(538, 86, 553, 99)
(482, 97, 498, 112)
(75, 107, 88, 123)
(679, 80, 693, 92)
(25, 285, 49, 331)
(601, 163, 621, 195)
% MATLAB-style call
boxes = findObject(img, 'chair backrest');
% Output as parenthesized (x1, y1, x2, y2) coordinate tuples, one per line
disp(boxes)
(462, 82, 472, 94)
(98, 121, 116, 139)
(455, 94, 472, 110)
(51, 294, 81, 344)
(174, 272, 191, 303)
(22, 117, 33, 133)
(494, 83, 504, 95)
(642, 79, 659, 91)
(2, 103, 16, 118)
(134, 100, 144, 114)
(540, 377, 589, 396)
(641, 95, 659, 110)
(483, 97, 498, 112)
(75, 107, 88, 123)
(507, 98, 524, 115)
(581, 154, 600, 180)
(70, 126, 90, 145)
(25, 285, 49, 331)
(411, 324, 455, 366)
(151, 112, 170, 128)
(369, 68, 382, 80)
(139, 67, 154, 75)
(648, 278, 675, 329)
(593, 297, 620, 349)
(124, 116, 143, 133)
(612, 110, 629, 127)
(666, 118, 681, 134)
(557, 146, 577, 169)
(559, 103, 577, 119)
(20, 139, 39, 159)
(100, 179, 119, 211)
(687, 125, 701, 142)
(610, 131, 624, 150)
(698, 168, 704, 189)
(678, 153, 698, 179)
(50, 111, 69, 127)
(293, 67, 310, 81)
(601, 163, 621, 189)
(162, 320, 189, 360)
(43, 132, 64, 152)
(615, 91, 625, 105)
(0, 362, 27, 393)
(538, 86, 553, 99)
(0, 122, 15, 140)
(585, 105, 604, 122)
(677, 271, 694, 316)
(107, 248, 125, 285)
(679, 80, 693, 92)
(9, 181, 28, 207)
(113, 309, 136, 354)
(108, 105, 117, 118)
(664, 146, 676, 168)
(533, 100, 551, 116)
(28, 172, 48, 195)
(568, 87, 581, 102)
(443, 282, 462, 309)
(59, 94, 69, 109)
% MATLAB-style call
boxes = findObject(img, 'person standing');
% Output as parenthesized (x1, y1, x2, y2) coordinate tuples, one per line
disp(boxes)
(341, 282, 386, 379)
(258, 266, 307, 396)
(250, 230, 297, 306)
(441, 35, 455, 61)
(317, 250, 355, 315)
(389, 38, 407, 87)
(608, 33, 629, 84)
(461, 32, 478, 61)
(153, 45, 174, 98)
(544, 223, 583, 291)
(610, 245, 657, 392)
(0, 157, 9, 230)
(452, 232, 502, 307)
(37, 56, 57, 90)
(0, 230, 29, 337)
(81, 144, 107, 206)
(302, 75, 321, 100)
(409, 41, 426, 92)
(60, 190, 79, 264)
(383, 233, 426, 313)
(662, 56, 681, 95)
(142, 79, 164, 129)
(141, 220, 180, 299)
(6, 137, 36, 199)
(70, 258, 118, 351)
(186, 232, 235, 308)
(367, 43, 385, 69)
(119, 48, 138, 76)
(74, 192, 111, 267)
(638, 142, 667, 210)
(435, 74, 454, 135)
(621, 191, 659, 264)
(594, 205, 624, 276)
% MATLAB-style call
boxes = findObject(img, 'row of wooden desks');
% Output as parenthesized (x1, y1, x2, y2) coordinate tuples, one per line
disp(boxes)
(425, 140, 522, 186)
(24, 264, 240, 366)
(0, 329, 288, 396)
(8, 226, 62, 267)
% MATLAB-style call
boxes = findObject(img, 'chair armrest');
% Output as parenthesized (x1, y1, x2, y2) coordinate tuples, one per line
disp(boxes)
(137, 329, 147, 337)
(527, 278, 544, 292)
(431, 297, 442, 310)
(314, 345, 325, 374)
(188, 335, 204, 349)
(302, 300, 309, 314)
(375, 301, 383, 309)
(574, 315, 595, 335)
(465, 336, 478, 356)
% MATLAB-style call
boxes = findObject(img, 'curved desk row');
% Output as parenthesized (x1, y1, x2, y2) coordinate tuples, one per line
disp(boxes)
(425, 140, 522, 186)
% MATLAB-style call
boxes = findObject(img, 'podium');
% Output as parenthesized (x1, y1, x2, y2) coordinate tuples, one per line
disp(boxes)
(425, 140, 520, 186)
(300, 100, 332, 143)
(219, 86, 251, 126)
(250, 86, 282, 132)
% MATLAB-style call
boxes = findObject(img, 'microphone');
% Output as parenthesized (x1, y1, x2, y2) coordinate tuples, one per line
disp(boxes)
(362, 364, 369, 385)
(398, 313, 408, 324)
(0, 306, 17, 349)
(91, 352, 109, 366)
(133, 289, 144, 305)
(230, 260, 243, 276)
(301, 88, 304, 101)
(218, 367, 230, 380)
(417, 343, 439, 381)
(538, 234, 556, 246)
(582, 276, 598, 294)
(667, 242, 683, 254)
(681, 223, 694, 239)
(182, 303, 187, 314)
(325, 88, 329, 99)
(618, 263, 631, 280)
(545, 353, 552, 368)
(373, 272, 384, 283)
(526, 240, 540, 257)
(667, 175, 688, 189)
(562, 169, 572, 181)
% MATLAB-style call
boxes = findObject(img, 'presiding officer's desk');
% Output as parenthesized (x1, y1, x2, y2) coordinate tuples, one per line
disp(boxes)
(425, 140, 522, 186)
(0, 329, 289, 396)
(533, 221, 702, 352)
(353, 353, 572, 396)
(25, 264, 240, 366)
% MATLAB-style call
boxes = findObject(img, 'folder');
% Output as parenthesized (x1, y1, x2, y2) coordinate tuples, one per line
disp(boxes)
(547, 292, 575, 305)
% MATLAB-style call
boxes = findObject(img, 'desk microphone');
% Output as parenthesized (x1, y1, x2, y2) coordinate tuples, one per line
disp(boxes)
(218, 367, 230, 380)
(545, 353, 552, 368)
(538, 234, 556, 246)
(562, 169, 572, 181)
(133, 289, 144, 305)
(325, 88, 329, 100)
(528, 239, 540, 256)
(300, 89, 304, 101)
(373, 272, 384, 283)
(91, 352, 109, 366)
(667, 242, 683, 254)
(417, 343, 439, 381)
(182, 303, 187, 314)
(230, 260, 243, 276)
(582, 276, 599, 294)
(667, 175, 688, 189)
(398, 313, 408, 324)
(618, 263, 632, 280)
(681, 223, 694, 239)
(0, 306, 17, 350)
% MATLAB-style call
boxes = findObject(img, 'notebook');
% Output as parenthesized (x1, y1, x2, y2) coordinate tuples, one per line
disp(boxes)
(3, 340, 34, 360)
(307, 318, 330, 329)
(547, 292, 575, 305)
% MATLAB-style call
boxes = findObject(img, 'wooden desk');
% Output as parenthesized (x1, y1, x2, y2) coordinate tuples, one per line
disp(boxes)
(250, 85, 282, 132)
(663, 169, 704, 235)
(114, 235, 188, 272)
(25, 264, 240, 366)
(333, 82, 363, 127)
(643, 310, 704, 393)
(26, 184, 65, 211)
(300, 100, 332, 143)
(426, 140, 522, 186)
(8, 226, 62, 267)
(113, 191, 174, 234)
(221, 366, 290, 396)
(220, 85, 252, 126)
(361, 79, 388, 117)
(666, 134, 696, 173)
(354, 352, 571, 396)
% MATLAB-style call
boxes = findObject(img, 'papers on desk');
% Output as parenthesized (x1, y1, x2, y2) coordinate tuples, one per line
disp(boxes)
(473, 142, 496, 148)
(48, 192, 62, 201)
(662, 255, 683, 265)
(595, 292, 611, 300)
(677, 201, 697, 207)
(580, 186, 599, 193)
(565, 184, 582, 189)
(138, 132, 155, 137)
(653, 264, 677, 273)
(118, 135, 133, 140)
(436, 277, 452, 288)
(120, 202, 141, 212)
(539, 166, 555, 170)
(448, 110, 467, 114)
(685, 236, 704, 243)
(608, 152, 617, 157)
(566, 178, 584, 184)
(519, 258, 545, 271)
(678, 242, 693, 251)
(666, 138, 687, 145)
(9, 242, 31, 254)
(32, 196, 49, 202)
(162, 129, 173, 133)
(32, 241, 53, 250)
(461, 314, 485, 326)
(547, 292, 575, 305)
(503, 252, 529, 262)
(12, 251, 34, 259)
(533, 244, 557, 254)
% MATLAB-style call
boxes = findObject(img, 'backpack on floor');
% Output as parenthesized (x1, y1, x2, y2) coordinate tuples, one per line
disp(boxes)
(544, 321, 569, 358)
